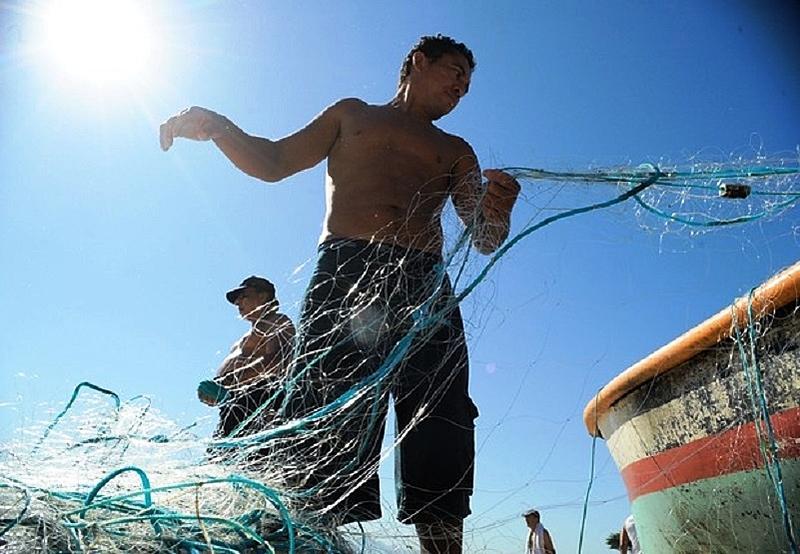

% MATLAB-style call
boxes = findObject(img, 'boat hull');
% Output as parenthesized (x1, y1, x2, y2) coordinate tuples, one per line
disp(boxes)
(595, 304, 800, 553)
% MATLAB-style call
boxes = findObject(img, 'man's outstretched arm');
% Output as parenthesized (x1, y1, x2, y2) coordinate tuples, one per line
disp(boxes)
(160, 99, 357, 182)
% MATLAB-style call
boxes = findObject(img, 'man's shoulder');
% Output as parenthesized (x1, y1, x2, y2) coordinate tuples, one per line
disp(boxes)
(435, 127, 474, 156)
(329, 97, 369, 114)
(434, 129, 476, 172)
(273, 312, 294, 329)
(255, 312, 294, 331)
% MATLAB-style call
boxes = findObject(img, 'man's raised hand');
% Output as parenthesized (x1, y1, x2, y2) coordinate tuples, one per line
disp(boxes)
(159, 106, 228, 151)
(482, 169, 520, 223)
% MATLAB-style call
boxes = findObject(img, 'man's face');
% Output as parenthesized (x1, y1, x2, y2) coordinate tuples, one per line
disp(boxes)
(234, 287, 272, 322)
(524, 514, 539, 529)
(417, 51, 472, 119)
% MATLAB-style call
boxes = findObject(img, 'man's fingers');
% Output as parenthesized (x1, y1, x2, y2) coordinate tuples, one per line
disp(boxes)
(482, 170, 520, 220)
(491, 180, 520, 194)
(167, 114, 200, 142)
(482, 168, 509, 181)
(170, 115, 190, 140)
(159, 118, 175, 151)
(487, 180, 520, 201)
(483, 169, 520, 192)
(159, 108, 204, 151)
(160, 108, 223, 151)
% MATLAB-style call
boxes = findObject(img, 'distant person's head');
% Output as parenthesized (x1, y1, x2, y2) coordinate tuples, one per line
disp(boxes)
(226, 276, 278, 322)
(397, 34, 476, 119)
(523, 508, 540, 529)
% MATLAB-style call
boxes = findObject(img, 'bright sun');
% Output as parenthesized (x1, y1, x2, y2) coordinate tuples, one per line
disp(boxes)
(38, 0, 156, 88)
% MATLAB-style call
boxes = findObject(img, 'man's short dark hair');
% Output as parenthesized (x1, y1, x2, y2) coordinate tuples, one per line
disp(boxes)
(398, 34, 476, 86)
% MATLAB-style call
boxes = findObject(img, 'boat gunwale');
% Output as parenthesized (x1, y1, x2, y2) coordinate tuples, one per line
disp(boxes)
(584, 260, 800, 437)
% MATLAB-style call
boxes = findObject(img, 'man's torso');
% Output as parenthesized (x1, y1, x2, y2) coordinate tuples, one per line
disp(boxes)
(323, 100, 473, 253)
(218, 312, 294, 382)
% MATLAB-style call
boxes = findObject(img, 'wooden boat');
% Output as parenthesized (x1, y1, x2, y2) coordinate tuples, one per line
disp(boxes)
(584, 262, 800, 553)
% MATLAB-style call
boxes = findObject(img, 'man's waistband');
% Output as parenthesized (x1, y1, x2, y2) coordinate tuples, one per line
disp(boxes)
(318, 237, 443, 268)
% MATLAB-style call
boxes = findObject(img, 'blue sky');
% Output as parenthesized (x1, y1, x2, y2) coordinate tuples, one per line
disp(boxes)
(2, 1, 799, 552)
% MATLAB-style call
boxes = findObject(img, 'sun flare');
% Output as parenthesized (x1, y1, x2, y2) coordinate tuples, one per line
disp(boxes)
(38, 0, 156, 88)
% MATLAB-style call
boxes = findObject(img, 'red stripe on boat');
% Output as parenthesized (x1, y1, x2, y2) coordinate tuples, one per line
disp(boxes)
(621, 406, 800, 501)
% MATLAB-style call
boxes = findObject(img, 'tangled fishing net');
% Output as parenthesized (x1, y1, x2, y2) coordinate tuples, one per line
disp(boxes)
(2, 155, 799, 552)
(728, 290, 799, 553)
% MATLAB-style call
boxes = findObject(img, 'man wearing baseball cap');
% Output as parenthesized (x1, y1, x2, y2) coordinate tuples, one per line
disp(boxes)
(198, 276, 296, 444)
(523, 509, 556, 554)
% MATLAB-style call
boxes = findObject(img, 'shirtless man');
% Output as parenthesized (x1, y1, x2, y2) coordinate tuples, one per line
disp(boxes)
(198, 276, 295, 442)
(161, 35, 519, 554)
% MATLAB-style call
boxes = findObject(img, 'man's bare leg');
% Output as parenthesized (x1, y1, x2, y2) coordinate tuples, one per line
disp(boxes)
(416, 519, 463, 554)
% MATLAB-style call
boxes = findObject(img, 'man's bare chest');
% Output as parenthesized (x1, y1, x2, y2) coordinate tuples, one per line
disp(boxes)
(333, 111, 455, 175)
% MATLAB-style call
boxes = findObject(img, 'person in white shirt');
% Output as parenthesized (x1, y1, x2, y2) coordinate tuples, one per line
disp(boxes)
(619, 514, 642, 553)
(523, 509, 556, 554)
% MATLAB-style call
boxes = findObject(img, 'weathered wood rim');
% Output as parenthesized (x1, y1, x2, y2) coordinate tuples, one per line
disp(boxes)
(584, 260, 800, 437)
